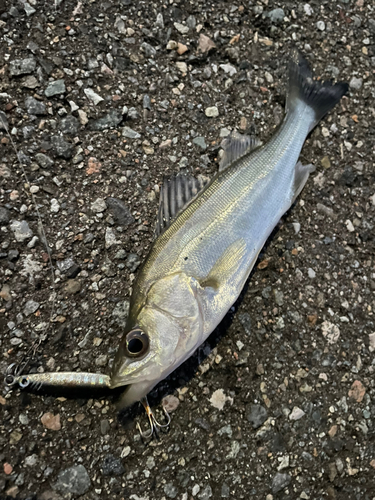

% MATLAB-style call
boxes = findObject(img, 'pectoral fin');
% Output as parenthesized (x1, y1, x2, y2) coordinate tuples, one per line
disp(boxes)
(200, 238, 247, 290)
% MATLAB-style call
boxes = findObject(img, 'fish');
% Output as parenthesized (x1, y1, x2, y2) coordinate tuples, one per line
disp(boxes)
(6, 50, 348, 435)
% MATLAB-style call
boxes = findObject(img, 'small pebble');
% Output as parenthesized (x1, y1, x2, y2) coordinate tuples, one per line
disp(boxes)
(84, 88, 104, 105)
(349, 77, 363, 90)
(41, 412, 61, 431)
(45, 79, 66, 97)
(205, 106, 219, 118)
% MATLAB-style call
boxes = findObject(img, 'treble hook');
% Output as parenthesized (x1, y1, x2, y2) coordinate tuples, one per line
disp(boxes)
(136, 396, 171, 440)
(4, 340, 38, 388)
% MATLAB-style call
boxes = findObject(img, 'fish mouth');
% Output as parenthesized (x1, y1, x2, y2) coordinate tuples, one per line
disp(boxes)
(110, 376, 130, 390)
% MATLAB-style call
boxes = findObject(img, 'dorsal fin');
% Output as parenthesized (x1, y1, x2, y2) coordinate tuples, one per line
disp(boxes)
(155, 174, 209, 237)
(219, 130, 262, 171)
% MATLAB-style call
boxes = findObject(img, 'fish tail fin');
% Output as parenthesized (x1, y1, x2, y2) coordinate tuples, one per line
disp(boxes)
(286, 50, 348, 132)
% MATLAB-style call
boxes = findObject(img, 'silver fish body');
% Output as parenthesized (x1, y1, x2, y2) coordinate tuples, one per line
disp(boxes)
(111, 51, 348, 407)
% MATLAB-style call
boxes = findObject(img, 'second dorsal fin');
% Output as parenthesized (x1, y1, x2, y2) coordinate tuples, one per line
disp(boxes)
(155, 174, 209, 237)
(219, 130, 262, 171)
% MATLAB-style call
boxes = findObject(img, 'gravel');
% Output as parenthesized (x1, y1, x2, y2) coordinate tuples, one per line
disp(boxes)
(35, 153, 54, 169)
(60, 115, 79, 135)
(50, 135, 73, 159)
(105, 197, 135, 226)
(100, 454, 125, 476)
(122, 126, 141, 139)
(44, 79, 66, 97)
(272, 473, 291, 494)
(267, 8, 285, 23)
(25, 96, 46, 115)
(1, 1, 374, 499)
(89, 110, 123, 131)
(349, 76, 363, 90)
(247, 404, 268, 429)
(10, 220, 33, 242)
(54, 465, 91, 496)
(0, 207, 10, 224)
(9, 57, 36, 76)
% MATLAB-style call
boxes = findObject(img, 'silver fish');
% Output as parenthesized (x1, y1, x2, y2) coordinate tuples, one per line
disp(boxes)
(6, 51, 347, 433)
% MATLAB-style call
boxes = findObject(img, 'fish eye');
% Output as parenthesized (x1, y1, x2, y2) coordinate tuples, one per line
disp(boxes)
(125, 329, 149, 358)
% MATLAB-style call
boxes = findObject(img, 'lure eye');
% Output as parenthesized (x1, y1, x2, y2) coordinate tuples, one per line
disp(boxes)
(125, 328, 149, 358)
(19, 376, 30, 388)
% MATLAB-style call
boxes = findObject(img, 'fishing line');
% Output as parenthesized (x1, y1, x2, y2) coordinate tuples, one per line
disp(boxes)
(0, 111, 56, 375)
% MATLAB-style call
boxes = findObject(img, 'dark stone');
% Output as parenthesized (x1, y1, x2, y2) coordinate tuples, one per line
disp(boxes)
(9, 57, 36, 76)
(0, 207, 10, 224)
(84, 232, 95, 244)
(66, 264, 81, 279)
(54, 464, 91, 496)
(50, 136, 73, 159)
(18, 151, 31, 165)
(25, 96, 46, 115)
(176, 470, 190, 488)
(141, 42, 157, 58)
(105, 197, 135, 226)
(194, 418, 210, 431)
(100, 419, 110, 435)
(89, 110, 123, 131)
(311, 410, 322, 425)
(247, 404, 267, 429)
(35, 153, 54, 169)
(270, 432, 287, 452)
(285, 240, 295, 250)
(114, 56, 131, 71)
(22, 125, 35, 139)
(221, 483, 230, 498)
(239, 60, 251, 70)
(125, 253, 141, 272)
(238, 312, 251, 336)
(60, 115, 79, 135)
(272, 473, 291, 494)
(339, 166, 357, 187)
(101, 454, 125, 476)
(8, 249, 19, 261)
(38, 57, 54, 75)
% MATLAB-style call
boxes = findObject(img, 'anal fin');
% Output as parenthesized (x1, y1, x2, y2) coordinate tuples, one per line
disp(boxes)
(293, 161, 315, 202)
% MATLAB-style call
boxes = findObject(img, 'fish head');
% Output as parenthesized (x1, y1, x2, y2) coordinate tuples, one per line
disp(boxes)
(110, 273, 202, 408)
